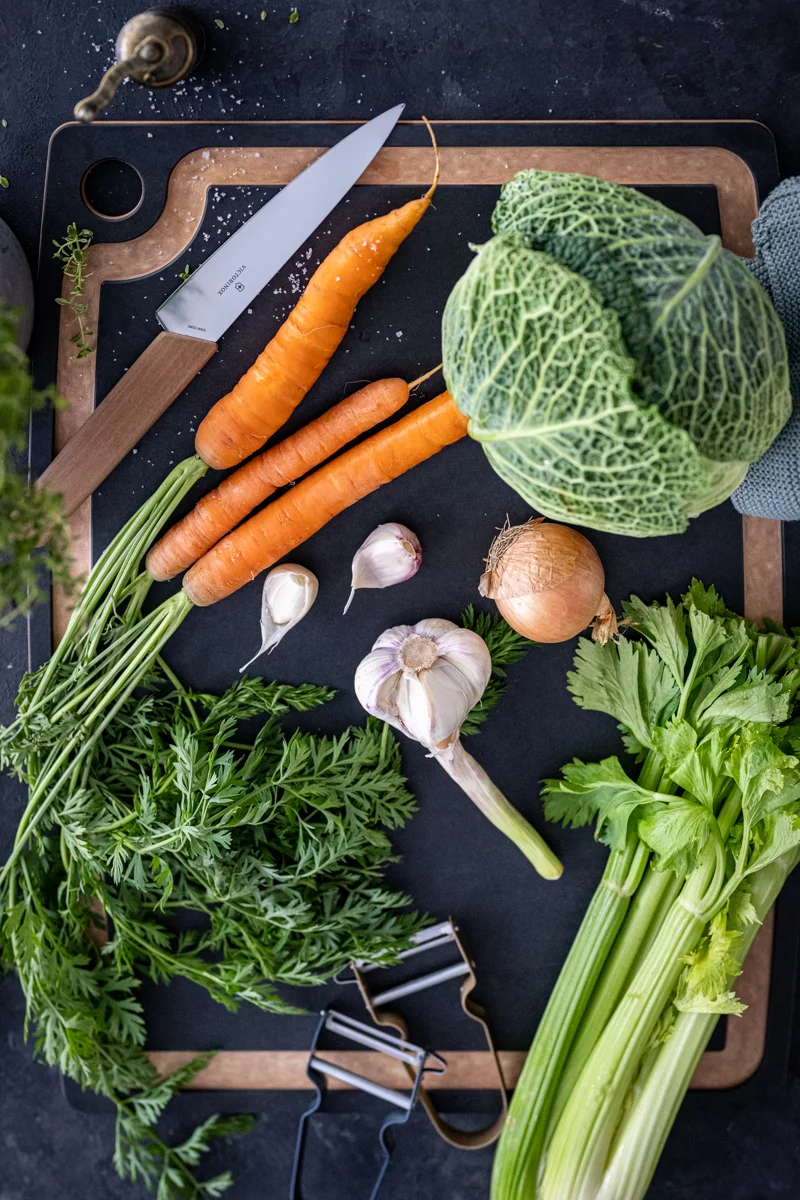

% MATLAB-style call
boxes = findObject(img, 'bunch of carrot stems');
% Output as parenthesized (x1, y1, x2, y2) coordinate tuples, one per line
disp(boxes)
(0, 456, 206, 883)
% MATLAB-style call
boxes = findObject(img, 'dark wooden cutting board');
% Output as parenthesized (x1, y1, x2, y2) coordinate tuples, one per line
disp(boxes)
(28, 118, 800, 1109)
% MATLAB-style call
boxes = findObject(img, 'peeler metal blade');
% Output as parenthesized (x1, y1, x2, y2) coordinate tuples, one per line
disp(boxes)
(290, 1008, 443, 1200)
(335, 918, 509, 1151)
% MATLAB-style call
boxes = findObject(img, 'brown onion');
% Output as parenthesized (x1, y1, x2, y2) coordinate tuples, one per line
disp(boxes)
(479, 519, 618, 644)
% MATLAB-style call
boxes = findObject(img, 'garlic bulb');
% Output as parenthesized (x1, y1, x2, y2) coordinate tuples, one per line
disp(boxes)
(355, 618, 490, 743)
(344, 523, 422, 614)
(240, 564, 318, 672)
(355, 618, 562, 879)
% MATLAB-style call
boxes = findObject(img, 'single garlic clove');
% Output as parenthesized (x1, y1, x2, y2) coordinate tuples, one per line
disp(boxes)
(433, 625, 492, 696)
(344, 522, 422, 614)
(396, 658, 476, 745)
(240, 564, 318, 672)
(354, 647, 411, 738)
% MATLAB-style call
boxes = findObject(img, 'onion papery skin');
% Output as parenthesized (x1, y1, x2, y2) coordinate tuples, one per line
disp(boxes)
(482, 520, 607, 644)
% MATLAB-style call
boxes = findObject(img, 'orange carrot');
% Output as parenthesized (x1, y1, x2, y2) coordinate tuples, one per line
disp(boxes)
(183, 391, 468, 607)
(194, 121, 440, 470)
(146, 376, 412, 582)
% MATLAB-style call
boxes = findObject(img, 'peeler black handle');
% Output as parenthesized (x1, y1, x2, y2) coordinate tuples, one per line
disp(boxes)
(289, 1009, 419, 1200)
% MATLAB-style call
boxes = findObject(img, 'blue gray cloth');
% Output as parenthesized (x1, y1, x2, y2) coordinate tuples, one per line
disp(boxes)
(732, 177, 800, 520)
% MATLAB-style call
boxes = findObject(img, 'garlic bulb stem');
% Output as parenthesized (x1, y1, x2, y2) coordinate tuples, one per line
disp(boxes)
(354, 617, 563, 879)
(433, 737, 563, 879)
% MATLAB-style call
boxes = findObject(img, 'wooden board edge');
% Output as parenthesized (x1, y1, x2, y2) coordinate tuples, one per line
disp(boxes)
(50, 130, 777, 1092)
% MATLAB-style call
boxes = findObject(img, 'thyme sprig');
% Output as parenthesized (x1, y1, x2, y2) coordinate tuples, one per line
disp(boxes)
(53, 222, 95, 359)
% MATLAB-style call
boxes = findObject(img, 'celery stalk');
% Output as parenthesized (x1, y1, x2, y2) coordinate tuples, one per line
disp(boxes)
(547, 774, 736, 1131)
(539, 789, 743, 1200)
(539, 890, 706, 1200)
(491, 752, 667, 1199)
(595, 848, 800, 1200)
(546, 863, 682, 1136)
(489, 833, 649, 1200)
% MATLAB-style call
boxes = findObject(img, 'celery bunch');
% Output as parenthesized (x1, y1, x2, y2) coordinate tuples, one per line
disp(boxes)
(492, 581, 800, 1200)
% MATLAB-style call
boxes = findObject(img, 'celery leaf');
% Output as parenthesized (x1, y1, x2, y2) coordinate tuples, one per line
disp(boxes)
(653, 720, 727, 808)
(622, 593, 687, 687)
(745, 807, 800, 876)
(725, 725, 800, 827)
(568, 636, 678, 752)
(690, 658, 748, 723)
(699, 674, 790, 729)
(674, 912, 746, 1016)
(638, 798, 713, 875)
(725, 888, 760, 931)
(687, 605, 731, 669)
(683, 579, 731, 619)
(543, 756, 660, 848)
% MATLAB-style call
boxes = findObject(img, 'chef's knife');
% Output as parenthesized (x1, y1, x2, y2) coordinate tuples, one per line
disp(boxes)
(39, 104, 405, 517)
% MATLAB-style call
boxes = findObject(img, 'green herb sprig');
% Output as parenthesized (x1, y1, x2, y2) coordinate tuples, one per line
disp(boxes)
(53, 222, 95, 359)
(460, 604, 534, 736)
(0, 304, 73, 628)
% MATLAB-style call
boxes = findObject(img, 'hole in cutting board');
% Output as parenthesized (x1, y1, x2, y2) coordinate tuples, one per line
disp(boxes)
(81, 159, 144, 220)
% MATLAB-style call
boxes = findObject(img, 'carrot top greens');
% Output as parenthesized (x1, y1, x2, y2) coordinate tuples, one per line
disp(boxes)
(0, 457, 422, 1198)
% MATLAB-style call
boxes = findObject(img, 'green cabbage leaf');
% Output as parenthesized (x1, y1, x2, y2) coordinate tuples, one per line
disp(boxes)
(444, 235, 706, 536)
(442, 170, 790, 537)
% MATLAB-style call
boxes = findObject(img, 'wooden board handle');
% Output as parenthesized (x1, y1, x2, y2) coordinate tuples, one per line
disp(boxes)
(39, 331, 217, 517)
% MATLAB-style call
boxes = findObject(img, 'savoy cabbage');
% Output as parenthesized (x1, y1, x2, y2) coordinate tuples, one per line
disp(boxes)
(442, 170, 790, 537)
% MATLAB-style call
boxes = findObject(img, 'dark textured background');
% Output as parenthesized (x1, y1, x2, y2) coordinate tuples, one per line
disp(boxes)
(2, 2, 800, 1197)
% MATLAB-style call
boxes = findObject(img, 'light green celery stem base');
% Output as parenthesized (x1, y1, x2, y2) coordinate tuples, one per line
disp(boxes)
(595, 849, 800, 1200)
(543, 755, 679, 1134)
(539, 896, 705, 1200)
(434, 737, 563, 880)
(489, 833, 649, 1200)
(547, 863, 683, 1136)
(539, 787, 743, 1200)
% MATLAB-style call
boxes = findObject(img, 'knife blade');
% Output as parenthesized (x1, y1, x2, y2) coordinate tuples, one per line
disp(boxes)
(39, 104, 405, 518)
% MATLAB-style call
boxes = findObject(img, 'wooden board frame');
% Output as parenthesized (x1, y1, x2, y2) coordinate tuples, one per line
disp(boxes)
(50, 120, 782, 1095)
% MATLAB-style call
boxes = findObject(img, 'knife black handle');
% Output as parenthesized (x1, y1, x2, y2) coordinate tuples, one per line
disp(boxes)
(39, 332, 218, 518)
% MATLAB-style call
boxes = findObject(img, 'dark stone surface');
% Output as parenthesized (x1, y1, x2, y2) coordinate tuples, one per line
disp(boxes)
(2, 2, 800, 1197)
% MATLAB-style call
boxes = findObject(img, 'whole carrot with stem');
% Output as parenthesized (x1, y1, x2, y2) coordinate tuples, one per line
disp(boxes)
(195, 120, 441, 469)
(146, 368, 440, 582)
(2, 394, 467, 868)
(183, 391, 468, 606)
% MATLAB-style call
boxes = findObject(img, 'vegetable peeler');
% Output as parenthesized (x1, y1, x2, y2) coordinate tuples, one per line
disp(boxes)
(290, 1009, 445, 1200)
(335, 919, 508, 1149)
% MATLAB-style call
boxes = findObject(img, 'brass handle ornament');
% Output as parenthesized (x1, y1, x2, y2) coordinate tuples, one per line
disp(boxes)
(73, 6, 204, 123)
